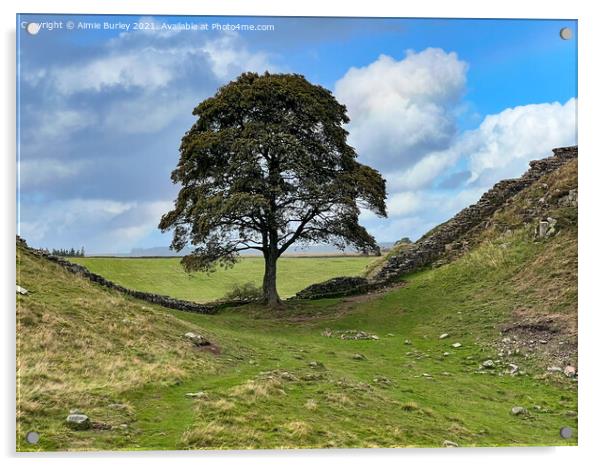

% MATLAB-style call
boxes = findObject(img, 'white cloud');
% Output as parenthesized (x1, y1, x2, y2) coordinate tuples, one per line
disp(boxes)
(19, 199, 173, 252)
(46, 31, 274, 96)
(37, 108, 94, 140)
(335, 48, 468, 171)
(201, 33, 273, 80)
(465, 98, 577, 185)
(103, 92, 196, 134)
(19, 158, 89, 188)
(359, 98, 577, 242)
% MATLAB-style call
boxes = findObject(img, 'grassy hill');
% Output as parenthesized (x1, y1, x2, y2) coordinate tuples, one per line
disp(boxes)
(16, 159, 577, 451)
(69, 256, 375, 303)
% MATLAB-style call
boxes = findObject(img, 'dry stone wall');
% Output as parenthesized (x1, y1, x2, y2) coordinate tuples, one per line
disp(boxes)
(296, 145, 578, 299)
(17, 237, 223, 314)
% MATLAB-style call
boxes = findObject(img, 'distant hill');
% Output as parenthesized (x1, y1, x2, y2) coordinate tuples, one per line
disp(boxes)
(93, 242, 398, 257)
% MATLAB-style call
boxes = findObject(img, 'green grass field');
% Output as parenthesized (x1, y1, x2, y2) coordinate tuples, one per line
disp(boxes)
(16, 224, 577, 451)
(70, 256, 375, 302)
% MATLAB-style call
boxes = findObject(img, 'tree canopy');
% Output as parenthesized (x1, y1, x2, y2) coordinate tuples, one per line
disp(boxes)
(159, 72, 387, 305)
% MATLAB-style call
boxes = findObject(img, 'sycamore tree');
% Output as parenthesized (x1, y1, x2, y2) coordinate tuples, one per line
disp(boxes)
(159, 72, 387, 306)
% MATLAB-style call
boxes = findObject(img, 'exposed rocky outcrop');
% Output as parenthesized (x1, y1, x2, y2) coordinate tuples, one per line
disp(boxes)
(296, 146, 578, 299)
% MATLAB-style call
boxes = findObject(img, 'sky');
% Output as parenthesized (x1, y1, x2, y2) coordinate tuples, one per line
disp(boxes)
(16, 15, 577, 253)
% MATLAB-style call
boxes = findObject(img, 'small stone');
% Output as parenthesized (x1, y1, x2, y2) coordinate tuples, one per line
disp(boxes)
(507, 364, 519, 375)
(502, 337, 511, 344)
(16, 285, 28, 295)
(439, 333, 449, 339)
(511, 406, 527, 416)
(387, 333, 395, 337)
(91, 421, 112, 430)
(563, 365, 577, 378)
(452, 342, 462, 348)
(547, 366, 562, 372)
(482, 360, 495, 368)
(443, 352, 450, 356)
(108, 403, 127, 410)
(66, 413, 91, 430)
(184, 332, 210, 346)
(309, 361, 325, 369)
(404, 340, 412, 345)
(185, 391, 207, 398)
(443, 440, 459, 447)
(352, 353, 367, 361)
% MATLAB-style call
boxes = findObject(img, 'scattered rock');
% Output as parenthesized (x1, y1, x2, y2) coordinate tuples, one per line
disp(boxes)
(16, 285, 28, 295)
(386, 333, 395, 337)
(373, 376, 391, 385)
(443, 440, 459, 448)
(563, 365, 577, 378)
(352, 353, 367, 361)
(482, 360, 495, 368)
(537, 217, 558, 239)
(184, 332, 210, 346)
(404, 339, 412, 345)
(309, 361, 325, 369)
(439, 333, 449, 339)
(324, 329, 379, 341)
(452, 342, 462, 348)
(92, 421, 112, 430)
(108, 403, 127, 410)
(66, 413, 91, 430)
(547, 366, 562, 373)
(511, 406, 527, 416)
(443, 352, 450, 356)
(185, 391, 207, 398)
(558, 188, 578, 207)
(507, 364, 519, 375)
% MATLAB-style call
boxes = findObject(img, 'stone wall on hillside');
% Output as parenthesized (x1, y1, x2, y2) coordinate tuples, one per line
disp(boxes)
(17, 237, 232, 314)
(296, 145, 578, 299)
(373, 145, 578, 284)
(294, 276, 376, 300)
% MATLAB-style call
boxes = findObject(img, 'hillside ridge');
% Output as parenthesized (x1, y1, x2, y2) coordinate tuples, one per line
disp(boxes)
(297, 145, 577, 299)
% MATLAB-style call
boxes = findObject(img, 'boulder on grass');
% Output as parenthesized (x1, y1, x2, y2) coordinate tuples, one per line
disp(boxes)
(66, 413, 91, 430)
(184, 332, 210, 346)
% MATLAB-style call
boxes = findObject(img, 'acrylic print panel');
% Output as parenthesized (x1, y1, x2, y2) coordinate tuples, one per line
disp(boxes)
(16, 14, 577, 451)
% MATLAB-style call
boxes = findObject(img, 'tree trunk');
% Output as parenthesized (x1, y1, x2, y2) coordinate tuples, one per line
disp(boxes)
(262, 250, 281, 307)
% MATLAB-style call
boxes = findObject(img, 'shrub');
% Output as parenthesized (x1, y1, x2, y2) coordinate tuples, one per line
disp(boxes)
(223, 282, 263, 302)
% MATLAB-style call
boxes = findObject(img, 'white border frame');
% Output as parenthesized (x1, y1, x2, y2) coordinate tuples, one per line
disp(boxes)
(2, 1, 600, 465)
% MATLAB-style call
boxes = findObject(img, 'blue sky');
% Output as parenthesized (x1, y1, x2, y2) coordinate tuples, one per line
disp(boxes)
(17, 15, 577, 253)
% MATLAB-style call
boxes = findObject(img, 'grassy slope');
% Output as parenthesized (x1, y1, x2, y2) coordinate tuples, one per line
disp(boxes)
(16, 161, 577, 451)
(70, 256, 374, 302)
(17, 231, 577, 451)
